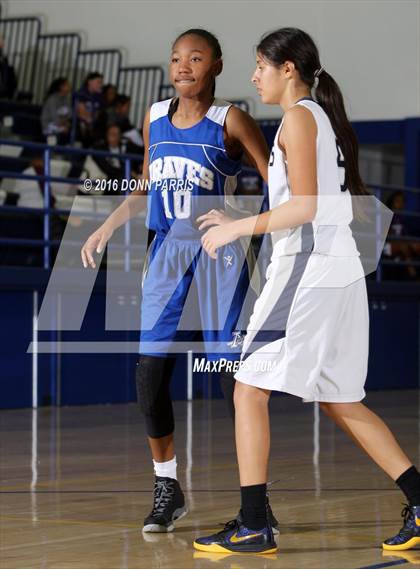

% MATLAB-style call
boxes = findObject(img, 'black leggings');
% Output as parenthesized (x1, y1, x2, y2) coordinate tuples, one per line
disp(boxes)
(135, 355, 236, 438)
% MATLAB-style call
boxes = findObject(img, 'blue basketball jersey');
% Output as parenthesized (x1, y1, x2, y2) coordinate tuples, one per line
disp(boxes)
(147, 98, 242, 239)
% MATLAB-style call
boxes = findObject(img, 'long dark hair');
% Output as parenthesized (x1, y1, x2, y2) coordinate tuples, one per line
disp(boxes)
(45, 77, 68, 99)
(257, 27, 368, 196)
(172, 28, 222, 96)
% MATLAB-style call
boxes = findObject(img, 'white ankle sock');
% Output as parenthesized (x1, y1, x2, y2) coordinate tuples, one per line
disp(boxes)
(153, 456, 177, 480)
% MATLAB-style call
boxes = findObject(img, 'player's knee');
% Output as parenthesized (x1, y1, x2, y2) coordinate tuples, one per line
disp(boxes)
(135, 355, 174, 438)
(135, 355, 165, 415)
(234, 381, 267, 409)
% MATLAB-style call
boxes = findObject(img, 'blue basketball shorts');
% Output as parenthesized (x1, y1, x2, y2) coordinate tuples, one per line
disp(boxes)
(139, 233, 254, 361)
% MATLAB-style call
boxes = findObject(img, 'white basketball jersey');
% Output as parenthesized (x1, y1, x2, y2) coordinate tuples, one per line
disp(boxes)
(268, 98, 359, 257)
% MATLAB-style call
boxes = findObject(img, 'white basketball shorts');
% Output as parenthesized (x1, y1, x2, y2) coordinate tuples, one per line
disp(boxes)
(234, 253, 369, 402)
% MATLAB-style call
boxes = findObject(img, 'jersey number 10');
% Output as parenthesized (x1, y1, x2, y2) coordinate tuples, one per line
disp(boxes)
(162, 187, 192, 219)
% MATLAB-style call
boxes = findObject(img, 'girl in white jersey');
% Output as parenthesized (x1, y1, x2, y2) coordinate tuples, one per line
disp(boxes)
(194, 28, 420, 555)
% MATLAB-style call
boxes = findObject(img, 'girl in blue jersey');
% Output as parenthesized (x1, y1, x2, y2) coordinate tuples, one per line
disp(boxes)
(195, 27, 420, 555)
(81, 29, 276, 534)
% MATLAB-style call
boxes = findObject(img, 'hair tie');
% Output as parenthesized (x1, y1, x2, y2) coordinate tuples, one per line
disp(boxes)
(312, 67, 324, 99)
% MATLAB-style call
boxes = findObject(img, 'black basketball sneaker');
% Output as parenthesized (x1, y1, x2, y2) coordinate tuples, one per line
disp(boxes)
(142, 476, 188, 533)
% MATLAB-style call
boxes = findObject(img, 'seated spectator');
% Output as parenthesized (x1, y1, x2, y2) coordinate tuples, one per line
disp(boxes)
(112, 95, 144, 147)
(74, 72, 104, 147)
(103, 83, 118, 108)
(41, 77, 72, 143)
(95, 94, 143, 147)
(383, 190, 419, 280)
(0, 36, 17, 100)
(91, 124, 142, 192)
(107, 95, 133, 132)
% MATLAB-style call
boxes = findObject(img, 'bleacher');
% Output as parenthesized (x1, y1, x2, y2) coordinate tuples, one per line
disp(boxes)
(0, 12, 251, 136)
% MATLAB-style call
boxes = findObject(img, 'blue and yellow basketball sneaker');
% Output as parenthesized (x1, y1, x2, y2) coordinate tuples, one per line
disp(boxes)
(193, 518, 277, 554)
(383, 504, 420, 550)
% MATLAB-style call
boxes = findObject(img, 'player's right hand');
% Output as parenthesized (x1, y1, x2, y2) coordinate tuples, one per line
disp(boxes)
(81, 224, 114, 269)
(196, 209, 235, 231)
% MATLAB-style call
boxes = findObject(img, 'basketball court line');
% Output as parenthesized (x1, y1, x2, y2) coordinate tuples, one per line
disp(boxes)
(357, 560, 408, 568)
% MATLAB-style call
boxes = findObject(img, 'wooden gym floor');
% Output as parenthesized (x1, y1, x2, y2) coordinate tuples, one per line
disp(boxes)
(1, 390, 420, 569)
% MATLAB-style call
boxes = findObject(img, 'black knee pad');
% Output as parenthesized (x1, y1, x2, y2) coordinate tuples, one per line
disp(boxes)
(219, 369, 236, 421)
(135, 355, 176, 438)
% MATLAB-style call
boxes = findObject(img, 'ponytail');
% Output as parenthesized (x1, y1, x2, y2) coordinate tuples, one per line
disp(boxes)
(315, 70, 369, 196)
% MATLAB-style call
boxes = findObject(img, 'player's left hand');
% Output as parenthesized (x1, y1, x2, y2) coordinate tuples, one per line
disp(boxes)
(201, 222, 239, 259)
(196, 208, 235, 230)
